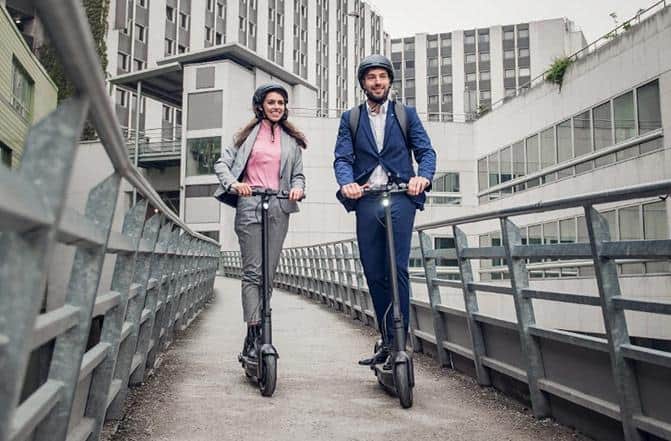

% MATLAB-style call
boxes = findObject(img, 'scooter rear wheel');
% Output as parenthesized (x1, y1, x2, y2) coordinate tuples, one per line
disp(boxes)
(259, 354, 277, 397)
(394, 363, 413, 409)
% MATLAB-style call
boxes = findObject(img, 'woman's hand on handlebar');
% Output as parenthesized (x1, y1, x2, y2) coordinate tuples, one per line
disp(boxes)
(288, 187, 304, 201)
(407, 176, 430, 196)
(231, 181, 252, 197)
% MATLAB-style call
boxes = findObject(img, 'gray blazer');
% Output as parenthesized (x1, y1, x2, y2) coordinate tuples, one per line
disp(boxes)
(213, 123, 306, 213)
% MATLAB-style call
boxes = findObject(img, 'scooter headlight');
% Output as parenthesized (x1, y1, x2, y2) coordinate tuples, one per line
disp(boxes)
(382, 198, 390, 207)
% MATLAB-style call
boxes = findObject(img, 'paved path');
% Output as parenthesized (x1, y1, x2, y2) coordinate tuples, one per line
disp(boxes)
(107, 277, 588, 441)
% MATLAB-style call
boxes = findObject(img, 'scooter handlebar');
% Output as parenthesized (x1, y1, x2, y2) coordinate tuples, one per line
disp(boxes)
(362, 183, 409, 195)
(248, 187, 306, 201)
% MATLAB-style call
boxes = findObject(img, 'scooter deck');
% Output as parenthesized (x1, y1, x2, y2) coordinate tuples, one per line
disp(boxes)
(372, 365, 397, 396)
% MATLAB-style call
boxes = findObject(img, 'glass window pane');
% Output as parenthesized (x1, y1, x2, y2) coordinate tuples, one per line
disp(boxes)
(488, 152, 499, 187)
(478, 158, 488, 191)
(619, 206, 641, 240)
(577, 216, 588, 243)
(573, 110, 593, 173)
(512, 141, 525, 180)
(614, 91, 635, 143)
(559, 218, 576, 243)
(637, 80, 661, 134)
(643, 201, 668, 239)
(540, 127, 556, 182)
(602, 210, 618, 240)
(557, 119, 572, 165)
(186, 137, 221, 176)
(525, 134, 540, 188)
(593, 101, 612, 150)
(528, 224, 542, 264)
(500, 146, 512, 183)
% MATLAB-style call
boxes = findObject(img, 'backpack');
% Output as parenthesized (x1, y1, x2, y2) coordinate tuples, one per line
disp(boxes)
(348, 100, 409, 146)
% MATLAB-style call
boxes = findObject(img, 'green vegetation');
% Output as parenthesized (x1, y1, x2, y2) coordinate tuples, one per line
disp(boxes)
(545, 56, 573, 91)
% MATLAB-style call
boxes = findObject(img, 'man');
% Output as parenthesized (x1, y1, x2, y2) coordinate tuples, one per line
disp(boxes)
(333, 54, 436, 368)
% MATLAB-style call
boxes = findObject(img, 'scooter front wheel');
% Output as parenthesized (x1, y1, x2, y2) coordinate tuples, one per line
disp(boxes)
(259, 354, 277, 397)
(394, 363, 413, 409)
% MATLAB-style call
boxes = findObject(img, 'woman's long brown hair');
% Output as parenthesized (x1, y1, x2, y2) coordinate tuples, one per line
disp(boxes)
(234, 116, 308, 149)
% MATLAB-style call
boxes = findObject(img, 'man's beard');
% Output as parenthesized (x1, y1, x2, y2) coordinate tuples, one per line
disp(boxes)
(364, 86, 390, 104)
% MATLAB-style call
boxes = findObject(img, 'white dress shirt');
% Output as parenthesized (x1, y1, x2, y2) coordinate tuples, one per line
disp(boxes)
(365, 100, 389, 188)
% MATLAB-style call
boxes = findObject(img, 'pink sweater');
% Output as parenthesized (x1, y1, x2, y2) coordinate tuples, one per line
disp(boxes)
(243, 121, 281, 190)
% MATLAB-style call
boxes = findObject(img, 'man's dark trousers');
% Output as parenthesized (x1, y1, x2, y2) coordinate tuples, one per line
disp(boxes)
(355, 192, 415, 344)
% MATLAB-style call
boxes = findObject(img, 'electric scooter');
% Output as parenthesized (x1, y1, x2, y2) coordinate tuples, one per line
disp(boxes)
(363, 183, 415, 409)
(238, 188, 300, 397)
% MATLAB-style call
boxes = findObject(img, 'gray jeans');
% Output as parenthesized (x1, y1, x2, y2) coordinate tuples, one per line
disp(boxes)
(234, 196, 290, 323)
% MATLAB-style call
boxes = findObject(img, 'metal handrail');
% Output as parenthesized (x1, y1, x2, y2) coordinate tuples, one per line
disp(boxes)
(33, 0, 214, 246)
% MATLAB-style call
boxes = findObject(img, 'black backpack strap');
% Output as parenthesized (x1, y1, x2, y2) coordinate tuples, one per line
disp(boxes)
(394, 100, 408, 145)
(348, 104, 362, 140)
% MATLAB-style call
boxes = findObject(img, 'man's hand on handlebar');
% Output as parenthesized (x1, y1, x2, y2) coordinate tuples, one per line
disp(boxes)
(407, 176, 430, 196)
(341, 182, 369, 199)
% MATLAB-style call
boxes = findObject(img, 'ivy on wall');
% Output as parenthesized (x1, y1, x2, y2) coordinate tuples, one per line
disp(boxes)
(37, 0, 110, 138)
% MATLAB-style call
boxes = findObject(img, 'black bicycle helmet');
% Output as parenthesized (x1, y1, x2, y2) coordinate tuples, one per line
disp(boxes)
(357, 54, 394, 88)
(252, 83, 289, 120)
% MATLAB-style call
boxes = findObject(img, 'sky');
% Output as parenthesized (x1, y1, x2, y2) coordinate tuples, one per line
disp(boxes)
(372, 0, 656, 43)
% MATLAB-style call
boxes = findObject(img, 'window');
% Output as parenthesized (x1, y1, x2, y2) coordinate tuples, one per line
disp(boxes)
(428, 39, 438, 48)
(557, 119, 572, 164)
(404, 40, 415, 51)
(11, 60, 33, 119)
(441, 37, 451, 47)
(428, 95, 438, 105)
(206, 27, 213, 43)
(187, 137, 221, 176)
(637, 80, 661, 134)
(464, 35, 475, 44)
(166, 6, 175, 21)
(488, 151, 499, 187)
(116, 89, 128, 107)
(249, 22, 256, 36)
(519, 48, 529, 58)
(504, 49, 515, 59)
(208, 0, 214, 11)
(593, 101, 613, 151)
(479, 52, 490, 62)
(480, 90, 491, 100)
(164, 39, 174, 56)
(478, 33, 489, 43)
(465, 72, 476, 82)
(239, 17, 246, 32)
(216, 32, 223, 44)
(405, 79, 415, 88)
(433, 172, 460, 192)
(428, 58, 438, 68)
(512, 141, 525, 180)
(442, 94, 452, 105)
(643, 201, 669, 273)
(503, 30, 514, 40)
(441, 57, 451, 66)
(504, 69, 515, 78)
(613, 91, 635, 143)
(218, 2, 225, 18)
(133, 58, 145, 70)
(137, 0, 146, 7)
(118, 52, 129, 70)
(525, 134, 540, 186)
(540, 127, 556, 181)
(500, 146, 512, 183)
(391, 41, 402, 52)
(178, 45, 187, 53)
(428, 76, 439, 87)
(134, 23, 146, 42)
(518, 28, 529, 38)
(1, 142, 11, 167)
(405, 97, 415, 106)
(478, 158, 488, 191)
(268, 34, 274, 48)
(180, 12, 190, 30)
(519, 67, 530, 77)
(442, 75, 452, 85)
(505, 88, 516, 97)
(480, 71, 490, 81)
(405, 59, 414, 69)
(465, 53, 476, 63)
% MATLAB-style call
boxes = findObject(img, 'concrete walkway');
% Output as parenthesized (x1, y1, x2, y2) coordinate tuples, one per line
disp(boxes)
(107, 277, 588, 441)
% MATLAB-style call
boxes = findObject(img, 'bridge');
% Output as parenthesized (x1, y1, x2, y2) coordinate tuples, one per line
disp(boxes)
(1, 2, 670, 441)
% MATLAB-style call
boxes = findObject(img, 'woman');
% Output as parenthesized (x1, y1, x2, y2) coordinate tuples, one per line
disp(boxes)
(214, 83, 306, 360)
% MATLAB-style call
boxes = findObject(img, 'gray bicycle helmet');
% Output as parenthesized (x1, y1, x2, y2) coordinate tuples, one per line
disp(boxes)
(357, 54, 394, 88)
(252, 83, 289, 120)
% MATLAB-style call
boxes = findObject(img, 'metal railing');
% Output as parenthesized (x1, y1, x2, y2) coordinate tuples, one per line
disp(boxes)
(123, 126, 182, 162)
(220, 179, 671, 441)
(0, 2, 219, 441)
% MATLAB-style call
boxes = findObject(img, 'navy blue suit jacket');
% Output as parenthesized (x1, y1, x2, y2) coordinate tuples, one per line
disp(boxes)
(333, 102, 437, 212)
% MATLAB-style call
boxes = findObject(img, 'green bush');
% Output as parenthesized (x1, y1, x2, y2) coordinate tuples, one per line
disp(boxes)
(545, 56, 573, 91)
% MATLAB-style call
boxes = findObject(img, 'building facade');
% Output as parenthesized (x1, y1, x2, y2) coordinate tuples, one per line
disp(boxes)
(0, 3, 57, 168)
(388, 18, 587, 121)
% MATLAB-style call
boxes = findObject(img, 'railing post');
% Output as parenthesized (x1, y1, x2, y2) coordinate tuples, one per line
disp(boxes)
(0, 98, 89, 441)
(107, 214, 161, 419)
(453, 226, 492, 386)
(340, 242, 358, 319)
(325, 244, 341, 310)
(418, 231, 451, 367)
(500, 218, 551, 418)
(86, 201, 146, 440)
(584, 207, 644, 441)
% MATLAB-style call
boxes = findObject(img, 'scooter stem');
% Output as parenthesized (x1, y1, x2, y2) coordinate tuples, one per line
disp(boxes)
(382, 191, 406, 353)
(261, 195, 272, 345)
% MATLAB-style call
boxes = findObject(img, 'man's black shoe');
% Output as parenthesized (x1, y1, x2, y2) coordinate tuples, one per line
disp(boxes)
(382, 354, 393, 371)
(358, 346, 389, 366)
